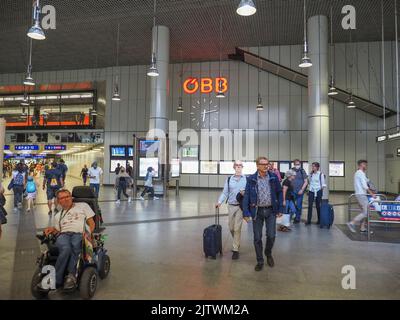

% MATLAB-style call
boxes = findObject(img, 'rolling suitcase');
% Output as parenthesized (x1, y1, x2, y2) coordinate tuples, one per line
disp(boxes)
(203, 208, 222, 259)
(320, 200, 334, 229)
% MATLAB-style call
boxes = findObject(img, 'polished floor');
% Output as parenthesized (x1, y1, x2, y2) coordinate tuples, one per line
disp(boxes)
(0, 175, 399, 300)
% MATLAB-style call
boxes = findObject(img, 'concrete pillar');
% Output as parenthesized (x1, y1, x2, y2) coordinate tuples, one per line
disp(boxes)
(307, 15, 330, 199)
(0, 118, 6, 185)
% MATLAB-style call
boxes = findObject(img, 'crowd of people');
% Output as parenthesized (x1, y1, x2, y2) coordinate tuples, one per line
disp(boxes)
(215, 157, 387, 272)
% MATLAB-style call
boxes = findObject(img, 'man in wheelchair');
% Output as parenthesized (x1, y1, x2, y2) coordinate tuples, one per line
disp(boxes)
(44, 189, 95, 290)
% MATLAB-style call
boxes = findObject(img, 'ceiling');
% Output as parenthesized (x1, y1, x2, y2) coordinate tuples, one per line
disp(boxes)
(0, 0, 397, 74)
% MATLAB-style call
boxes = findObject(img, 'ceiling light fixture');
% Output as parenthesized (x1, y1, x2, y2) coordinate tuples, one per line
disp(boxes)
(24, 39, 35, 86)
(27, 0, 46, 40)
(177, 97, 184, 113)
(21, 92, 29, 106)
(346, 94, 356, 108)
(328, 5, 338, 96)
(147, 0, 159, 77)
(216, 15, 226, 99)
(256, 93, 264, 111)
(236, 0, 257, 16)
(112, 22, 122, 101)
(299, 0, 312, 68)
(256, 44, 263, 111)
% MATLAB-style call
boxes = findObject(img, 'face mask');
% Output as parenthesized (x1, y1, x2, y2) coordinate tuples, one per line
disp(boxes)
(294, 165, 301, 170)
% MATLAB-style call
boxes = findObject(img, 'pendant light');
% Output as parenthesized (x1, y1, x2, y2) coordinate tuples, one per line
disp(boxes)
(147, 0, 159, 77)
(177, 52, 184, 113)
(256, 44, 263, 111)
(236, 0, 257, 16)
(347, 30, 356, 109)
(112, 23, 121, 101)
(24, 39, 35, 86)
(216, 15, 225, 98)
(299, 0, 312, 68)
(328, 4, 338, 96)
(27, 0, 46, 40)
(21, 91, 29, 106)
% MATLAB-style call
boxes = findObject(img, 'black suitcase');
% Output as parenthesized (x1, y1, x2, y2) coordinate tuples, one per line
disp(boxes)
(320, 200, 334, 229)
(203, 208, 222, 259)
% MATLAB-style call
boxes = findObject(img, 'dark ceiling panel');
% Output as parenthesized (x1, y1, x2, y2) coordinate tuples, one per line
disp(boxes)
(0, 0, 396, 73)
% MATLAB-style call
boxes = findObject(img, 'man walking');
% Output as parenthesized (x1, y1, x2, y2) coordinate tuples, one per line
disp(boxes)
(347, 160, 376, 233)
(88, 162, 103, 198)
(291, 159, 308, 223)
(216, 160, 247, 260)
(243, 157, 284, 271)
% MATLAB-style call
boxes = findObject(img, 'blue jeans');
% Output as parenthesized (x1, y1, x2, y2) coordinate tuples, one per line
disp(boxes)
(295, 193, 304, 221)
(253, 207, 276, 264)
(117, 182, 129, 200)
(55, 233, 82, 286)
(13, 185, 24, 207)
(90, 183, 100, 198)
(285, 200, 296, 217)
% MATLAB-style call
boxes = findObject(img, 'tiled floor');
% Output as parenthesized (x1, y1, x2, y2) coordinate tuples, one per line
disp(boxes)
(0, 175, 399, 300)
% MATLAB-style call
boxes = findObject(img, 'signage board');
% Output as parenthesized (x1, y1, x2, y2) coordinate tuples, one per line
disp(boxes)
(15, 145, 39, 151)
(44, 145, 66, 151)
(379, 202, 400, 221)
(183, 77, 228, 94)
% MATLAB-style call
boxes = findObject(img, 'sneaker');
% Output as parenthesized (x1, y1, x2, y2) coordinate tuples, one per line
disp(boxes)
(360, 229, 374, 235)
(154, 197, 159, 200)
(63, 274, 77, 291)
(17, 203, 22, 208)
(232, 251, 239, 260)
(27, 208, 31, 213)
(128, 197, 132, 203)
(115, 200, 120, 204)
(13, 207, 18, 212)
(293, 219, 300, 224)
(346, 222, 356, 233)
(139, 196, 145, 201)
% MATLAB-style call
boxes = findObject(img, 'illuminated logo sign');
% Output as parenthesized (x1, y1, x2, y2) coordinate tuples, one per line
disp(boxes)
(183, 77, 228, 95)
(397, 148, 400, 157)
(15, 145, 39, 151)
(376, 134, 387, 143)
(44, 145, 66, 151)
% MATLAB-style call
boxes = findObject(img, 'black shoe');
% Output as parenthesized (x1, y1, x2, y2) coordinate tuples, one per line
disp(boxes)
(48, 211, 52, 216)
(266, 255, 275, 268)
(255, 263, 264, 272)
(232, 251, 239, 260)
(293, 219, 300, 224)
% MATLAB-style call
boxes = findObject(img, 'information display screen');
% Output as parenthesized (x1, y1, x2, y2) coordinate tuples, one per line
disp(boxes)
(128, 147, 134, 157)
(139, 157, 159, 177)
(219, 161, 235, 175)
(242, 162, 257, 175)
(181, 161, 199, 174)
(200, 161, 218, 174)
(279, 162, 291, 174)
(110, 146, 126, 157)
(110, 159, 125, 173)
(171, 158, 180, 178)
(139, 140, 159, 155)
(329, 162, 345, 177)
(181, 146, 199, 159)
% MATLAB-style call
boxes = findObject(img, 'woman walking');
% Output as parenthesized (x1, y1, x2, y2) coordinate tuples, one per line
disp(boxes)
(11, 163, 26, 211)
(140, 167, 158, 200)
(115, 167, 132, 204)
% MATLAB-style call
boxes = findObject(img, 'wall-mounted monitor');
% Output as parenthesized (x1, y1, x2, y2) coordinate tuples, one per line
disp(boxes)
(171, 158, 180, 178)
(200, 161, 218, 174)
(219, 161, 235, 175)
(181, 146, 199, 159)
(329, 161, 345, 177)
(139, 157, 159, 178)
(110, 146, 126, 157)
(110, 159, 125, 173)
(181, 161, 199, 174)
(279, 162, 291, 174)
(128, 146, 134, 157)
(242, 162, 257, 175)
(139, 140, 159, 155)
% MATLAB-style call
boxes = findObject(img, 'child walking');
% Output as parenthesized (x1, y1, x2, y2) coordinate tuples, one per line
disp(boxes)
(25, 176, 37, 213)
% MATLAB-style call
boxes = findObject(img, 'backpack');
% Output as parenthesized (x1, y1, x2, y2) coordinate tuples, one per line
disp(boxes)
(26, 181, 36, 193)
(14, 173, 24, 186)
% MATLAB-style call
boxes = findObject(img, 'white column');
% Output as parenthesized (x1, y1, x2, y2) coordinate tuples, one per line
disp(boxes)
(308, 15, 330, 199)
(0, 118, 6, 184)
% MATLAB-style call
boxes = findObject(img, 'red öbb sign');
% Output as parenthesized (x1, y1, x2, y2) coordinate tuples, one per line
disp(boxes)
(183, 77, 228, 94)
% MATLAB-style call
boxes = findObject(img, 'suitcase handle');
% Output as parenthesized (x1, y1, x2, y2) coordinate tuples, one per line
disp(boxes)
(215, 207, 219, 225)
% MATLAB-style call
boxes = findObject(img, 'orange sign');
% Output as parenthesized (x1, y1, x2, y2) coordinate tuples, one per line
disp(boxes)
(183, 77, 228, 94)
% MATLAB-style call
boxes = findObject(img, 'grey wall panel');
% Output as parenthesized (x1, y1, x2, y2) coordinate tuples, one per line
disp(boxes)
(289, 94, 302, 130)
(199, 175, 209, 188)
(332, 100, 345, 130)
(268, 131, 279, 160)
(290, 131, 302, 160)
(208, 175, 219, 188)
(238, 95, 249, 130)
(278, 131, 290, 160)
(355, 109, 367, 131)
(268, 95, 279, 130)
(368, 42, 382, 105)
(279, 95, 290, 130)
(228, 95, 239, 129)
(355, 131, 367, 161)
(357, 42, 369, 99)
(258, 131, 269, 158)
(119, 72, 130, 132)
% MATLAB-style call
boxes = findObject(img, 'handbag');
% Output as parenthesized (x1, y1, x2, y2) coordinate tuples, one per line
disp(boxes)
(7, 179, 14, 191)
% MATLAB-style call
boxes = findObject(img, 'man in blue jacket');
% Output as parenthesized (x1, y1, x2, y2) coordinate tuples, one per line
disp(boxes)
(243, 156, 284, 271)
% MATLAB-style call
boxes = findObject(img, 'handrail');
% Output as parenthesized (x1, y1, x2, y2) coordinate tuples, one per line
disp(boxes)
(367, 200, 400, 240)
(347, 193, 387, 222)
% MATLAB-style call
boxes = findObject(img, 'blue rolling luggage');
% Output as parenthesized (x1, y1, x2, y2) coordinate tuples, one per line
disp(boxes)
(203, 208, 222, 259)
(320, 200, 334, 229)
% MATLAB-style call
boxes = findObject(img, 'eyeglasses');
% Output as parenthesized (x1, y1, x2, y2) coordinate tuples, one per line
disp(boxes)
(234, 164, 243, 167)
(257, 163, 269, 166)
(58, 196, 71, 201)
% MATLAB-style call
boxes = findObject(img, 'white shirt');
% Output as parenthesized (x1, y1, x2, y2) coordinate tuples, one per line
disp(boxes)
(354, 169, 369, 194)
(54, 202, 95, 234)
(144, 171, 156, 187)
(88, 167, 103, 184)
(309, 171, 327, 194)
